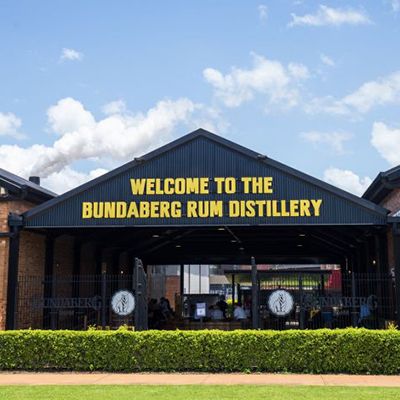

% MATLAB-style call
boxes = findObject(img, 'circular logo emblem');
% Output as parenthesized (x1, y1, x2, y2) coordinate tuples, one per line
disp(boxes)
(268, 290, 294, 316)
(111, 290, 135, 316)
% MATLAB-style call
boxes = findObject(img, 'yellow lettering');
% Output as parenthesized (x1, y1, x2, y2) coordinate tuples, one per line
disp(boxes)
(93, 202, 104, 218)
(199, 178, 209, 194)
(214, 177, 224, 194)
(116, 202, 127, 218)
(171, 201, 181, 217)
(245, 200, 256, 217)
(82, 202, 92, 218)
(210, 201, 223, 217)
(272, 200, 281, 217)
(225, 177, 236, 194)
(311, 199, 322, 216)
(127, 202, 139, 218)
(154, 179, 164, 195)
(140, 202, 150, 218)
(164, 178, 174, 194)
(290, 200, 299, 217)
(229, 200, 240, 217)
(104, 202, 115, 218)
(175, 178, 185, 195)
(185, 178, 198, 195)
(159, 202, 170, 218)
(299, 200, 311, 217)
(241, 177, 251, 193)
(281, 201, 290, 217)
(130, 179, 146, 195)
(146, 179, 155, 195)
(150, 202, 160, 218)
(264, 177, 273, 194)
(255, 200, 265, 217)
(187, 201, 198, 217)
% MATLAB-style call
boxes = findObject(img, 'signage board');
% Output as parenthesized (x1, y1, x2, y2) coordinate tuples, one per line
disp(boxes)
(195, 302, 207, 318)
(24, 133, 387, 227)
(81, 176, 323, 221)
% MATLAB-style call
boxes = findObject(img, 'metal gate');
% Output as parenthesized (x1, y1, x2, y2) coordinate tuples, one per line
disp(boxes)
(14, 258, 148, 330)
(248, 271, 396, 330)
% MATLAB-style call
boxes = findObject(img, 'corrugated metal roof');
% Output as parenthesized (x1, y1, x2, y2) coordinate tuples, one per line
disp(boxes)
(23, 129, 389, 227)
(363, 165, 400, 204)
(0, 168, 57, 200)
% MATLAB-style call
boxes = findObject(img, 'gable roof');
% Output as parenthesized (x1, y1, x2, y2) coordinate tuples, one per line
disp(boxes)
(363, 165, 400, 204)
(23, 128, 388, 224)
(0, 168, 56, 203)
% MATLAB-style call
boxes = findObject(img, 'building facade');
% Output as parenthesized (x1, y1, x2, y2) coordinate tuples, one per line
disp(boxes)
(1, 129, 400, 330)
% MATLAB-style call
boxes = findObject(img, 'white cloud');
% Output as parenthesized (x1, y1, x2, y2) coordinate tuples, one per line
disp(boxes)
(47, 97, 95, 135)
(391, 0, 400, 12)
(306, 71, 400, 115)
(371, 121, 400, 166)
(0, 96, 222, 193)
(102, 100, 127, 115)
(288, 62, 310, 80)
(184, 104, 229, 134)
(300, 131, 352, 154)
(0, 112, 24, 139)
(42, 167, 108, 194)
(203, 53, 309, 109)
(289, 5, 372, 27)
(60, 48, 83, 62)
(40, 97, 196, 177)
(340, 72, 400, 113)
(323, 167, 372, 196)
(258, 4, 268, 20)
(320, 53, 335, 67)
(0, 144, 50, 178)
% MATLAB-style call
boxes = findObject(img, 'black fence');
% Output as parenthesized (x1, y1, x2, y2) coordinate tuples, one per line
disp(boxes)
(14, 270, 396, 330)
(251, 271, 396, 330)
(15, 274, 138, 330)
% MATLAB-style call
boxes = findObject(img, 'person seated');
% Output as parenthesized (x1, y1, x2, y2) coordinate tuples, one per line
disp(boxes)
(209, 305, 224, 320)
(216, 295, 228, 318)
(233, 303, 247, 320)
(148, 298, 164, 329)
(160, 297, 174, 319)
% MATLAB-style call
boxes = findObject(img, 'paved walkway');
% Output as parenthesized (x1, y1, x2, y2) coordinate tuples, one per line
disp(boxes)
(1, 372, 400, 387)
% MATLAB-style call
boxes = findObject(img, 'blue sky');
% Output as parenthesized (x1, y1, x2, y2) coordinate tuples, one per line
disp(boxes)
(0, 1, 400, 194)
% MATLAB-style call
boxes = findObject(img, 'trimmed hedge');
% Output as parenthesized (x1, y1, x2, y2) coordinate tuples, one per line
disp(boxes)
(1, 328, 400, 374)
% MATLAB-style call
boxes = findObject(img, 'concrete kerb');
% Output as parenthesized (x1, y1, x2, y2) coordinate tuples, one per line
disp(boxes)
(1, 373, 400, 387)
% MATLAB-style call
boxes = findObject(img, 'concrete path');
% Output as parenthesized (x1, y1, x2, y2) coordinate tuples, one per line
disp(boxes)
(1, 373, 400, 387)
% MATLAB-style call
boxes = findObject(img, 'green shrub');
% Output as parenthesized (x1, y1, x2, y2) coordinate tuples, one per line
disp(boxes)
(1, 328, 400, 374)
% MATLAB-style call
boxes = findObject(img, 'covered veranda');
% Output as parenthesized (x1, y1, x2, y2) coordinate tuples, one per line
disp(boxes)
(6, 129, 394, 330)
(11, 222, 392, 331)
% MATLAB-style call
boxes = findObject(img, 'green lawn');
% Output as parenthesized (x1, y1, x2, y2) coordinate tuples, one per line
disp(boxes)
(1, 385, 400, 400)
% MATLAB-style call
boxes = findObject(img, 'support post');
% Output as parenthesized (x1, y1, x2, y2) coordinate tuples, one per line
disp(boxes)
(231, 274, 235, 304)
(299, 274, 305, 329)
(251, 256, 259, 329)
(320, 273, 325, 296)
(101, 264, 107, 328)
(374, 234, 382, 272)
(392, 223, 400, 327)
(43, 235, 55, 329)
(351, 271, 358, 327)
(134, 258, 148, 331)
(5, 223, 21, 330)
(72, 239, 81, 328)
(180, 264, 184, 296)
